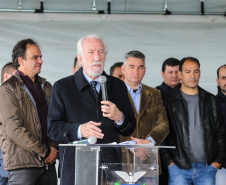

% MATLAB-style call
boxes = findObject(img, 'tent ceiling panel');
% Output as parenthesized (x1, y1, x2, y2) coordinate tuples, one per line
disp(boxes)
(0, 0, 225, 14)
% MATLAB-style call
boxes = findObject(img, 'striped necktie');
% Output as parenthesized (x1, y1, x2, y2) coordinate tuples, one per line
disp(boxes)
(90, 81, 98, 95)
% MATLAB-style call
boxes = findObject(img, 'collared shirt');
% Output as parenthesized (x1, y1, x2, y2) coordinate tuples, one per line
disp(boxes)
(82, 70, 100, 93)
(77, 71, 124, 139)
(18, 70, 48, 143)
(125, 82, 142, 114)
(124, 82, 155, 145)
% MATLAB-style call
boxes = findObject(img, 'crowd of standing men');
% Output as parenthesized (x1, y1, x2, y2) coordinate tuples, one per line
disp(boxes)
(0, 34, 225, 185)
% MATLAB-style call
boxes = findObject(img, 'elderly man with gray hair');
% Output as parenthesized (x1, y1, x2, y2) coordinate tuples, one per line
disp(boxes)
(47, 34, 136, 185)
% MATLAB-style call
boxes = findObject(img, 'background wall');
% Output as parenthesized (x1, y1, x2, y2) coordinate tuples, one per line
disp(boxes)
(0, 12, 226, 94)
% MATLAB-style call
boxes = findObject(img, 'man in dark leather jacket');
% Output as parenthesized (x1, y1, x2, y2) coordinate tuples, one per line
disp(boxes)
(160, 57, 225, 185)
(156, 57, 180, 185)
(215, 64, 226, 185)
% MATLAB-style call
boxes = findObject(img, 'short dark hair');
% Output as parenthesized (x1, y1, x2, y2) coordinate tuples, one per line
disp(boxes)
(73, 57, 78, 68)
(162, 58, 179, 72)
(179, 57, 200, 71)
(12, 39, 38, 69)
(1, 62, 15, 84)
(124, 50, 145, 64)
(110, 62, 123, 76)
(217, 64, 226, 79)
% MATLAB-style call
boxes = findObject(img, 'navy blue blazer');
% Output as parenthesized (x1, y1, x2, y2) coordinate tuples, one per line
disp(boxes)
(47, 68, 136, 185)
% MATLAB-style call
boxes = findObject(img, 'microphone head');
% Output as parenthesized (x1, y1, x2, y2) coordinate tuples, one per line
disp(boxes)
(99, 75, 107, 84)
(88, 136, 97, 144)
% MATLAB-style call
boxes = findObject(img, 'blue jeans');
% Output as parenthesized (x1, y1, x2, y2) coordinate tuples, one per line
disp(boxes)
(216, 167, 226, 185)
(168, 162, 218, 185)
(0, 176, 8, 185)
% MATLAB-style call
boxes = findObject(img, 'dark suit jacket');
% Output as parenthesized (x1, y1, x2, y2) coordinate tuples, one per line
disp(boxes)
(47, 68, 136, 185)
(120, 84, 169, 173)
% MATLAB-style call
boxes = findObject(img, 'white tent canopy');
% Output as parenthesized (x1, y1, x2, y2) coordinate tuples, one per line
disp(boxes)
(0, 0, 225, 15)
(0, 11, 226, 94)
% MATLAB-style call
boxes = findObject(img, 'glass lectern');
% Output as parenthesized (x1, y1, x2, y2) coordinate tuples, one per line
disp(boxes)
(59, 143, 174, 185)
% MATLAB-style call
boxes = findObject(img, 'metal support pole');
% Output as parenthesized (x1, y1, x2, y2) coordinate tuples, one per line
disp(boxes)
(164, 0, 172, 15)
(107, 2, 111, 14)
(92, 0, 96, 11)
(35, 1, 44, 13)
(18, 0, 22, 10)
(201, 1, 205, 15)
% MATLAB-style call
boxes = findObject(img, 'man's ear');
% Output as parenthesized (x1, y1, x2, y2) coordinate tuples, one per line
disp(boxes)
(216, 78, 219, 86)
(3, 73, 9, 82)
(178, 71, 182, 80)
(72, 67, 75, 74)
(161, 71, 164, 78)
(77, 54, 83, 66)
(18, 56, 24, 66)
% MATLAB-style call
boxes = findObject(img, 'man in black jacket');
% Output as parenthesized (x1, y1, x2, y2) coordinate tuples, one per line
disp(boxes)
(47, 34, 136, 185)
(160, 57, 225, 185)
(215, 64, 226, 185)
(156, 57, 180, 185)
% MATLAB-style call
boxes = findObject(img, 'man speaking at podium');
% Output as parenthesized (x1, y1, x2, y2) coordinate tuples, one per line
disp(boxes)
(47, 34, 136, 185)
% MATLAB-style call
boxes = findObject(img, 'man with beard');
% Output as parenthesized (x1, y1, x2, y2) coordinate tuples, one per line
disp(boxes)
(47, 34, 136, 185)
(215, 64, 226, 185)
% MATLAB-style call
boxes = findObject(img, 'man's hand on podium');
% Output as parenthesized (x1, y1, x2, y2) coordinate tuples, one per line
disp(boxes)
(81, 121, 104, 139)
(130, 137, 150, 161)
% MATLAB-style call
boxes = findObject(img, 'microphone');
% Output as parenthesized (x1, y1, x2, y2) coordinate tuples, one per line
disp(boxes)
(99, 75, 108, 101)
(72, 136, 97, 144)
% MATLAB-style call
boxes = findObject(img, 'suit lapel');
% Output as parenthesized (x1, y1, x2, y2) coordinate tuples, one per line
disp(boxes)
(138, 84, 152, 121)
(127, 91, 138, 119)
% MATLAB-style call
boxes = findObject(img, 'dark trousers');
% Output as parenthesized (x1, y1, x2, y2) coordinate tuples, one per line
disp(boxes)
(159, 166, 169, 185)
(8, 165, 57, 185)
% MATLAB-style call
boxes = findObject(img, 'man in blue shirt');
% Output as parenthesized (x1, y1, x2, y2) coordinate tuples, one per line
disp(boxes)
(120, 50, 169, 173)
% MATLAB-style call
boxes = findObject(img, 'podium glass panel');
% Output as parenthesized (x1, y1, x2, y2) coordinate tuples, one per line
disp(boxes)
(59, 143, 175, 185)
(100, 147, 159, 185)
(74, 145, 101, 185)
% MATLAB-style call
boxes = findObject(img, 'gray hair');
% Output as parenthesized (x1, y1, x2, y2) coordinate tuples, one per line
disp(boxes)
(124, 50, 145, 65)
(77, 34, 108, 56)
